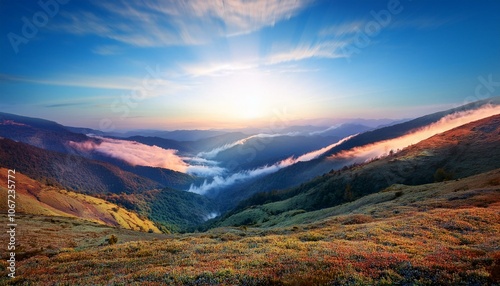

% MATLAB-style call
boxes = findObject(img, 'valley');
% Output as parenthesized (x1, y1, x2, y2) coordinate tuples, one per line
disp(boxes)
(1, 169, 499, 285)
(2, 1, 500, 283)
(0, 99, 500, 285)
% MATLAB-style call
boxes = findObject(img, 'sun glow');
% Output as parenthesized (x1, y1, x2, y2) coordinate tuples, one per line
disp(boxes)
(205, 69, 275, 122)
(239, 95, 264, 119)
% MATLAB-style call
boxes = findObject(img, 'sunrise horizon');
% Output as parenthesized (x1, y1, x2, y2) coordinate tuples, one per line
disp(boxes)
(2, 0, 499, 130)
(2, 1, 500, 284)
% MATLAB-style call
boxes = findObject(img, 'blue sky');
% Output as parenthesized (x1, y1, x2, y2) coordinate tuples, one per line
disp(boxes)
(1, 0, 499, 130)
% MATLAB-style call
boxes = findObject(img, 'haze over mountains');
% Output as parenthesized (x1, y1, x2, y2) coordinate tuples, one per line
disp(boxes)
(213, 112, 500, 227)
(1, 97, 500, 284)
(1, 97, 499, 229)
(2, 0, 500, 283)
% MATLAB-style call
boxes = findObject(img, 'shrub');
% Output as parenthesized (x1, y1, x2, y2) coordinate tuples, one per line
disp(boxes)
(299, 232, 325, 242)
(434, 168, 453, 182)
(108, 235, 118, 245)
(342, 214, 374, 225)
(343, 184, 354, 202)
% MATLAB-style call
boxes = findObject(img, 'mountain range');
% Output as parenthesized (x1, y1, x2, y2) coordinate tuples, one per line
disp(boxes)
(1, 97, 499, 230)
(212, 113, 500, 228)
(0, 98, 499, 284)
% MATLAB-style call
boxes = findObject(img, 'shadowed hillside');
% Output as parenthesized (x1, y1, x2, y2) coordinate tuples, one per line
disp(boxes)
(0, 112, 89, 153)
(216, 114, 500, 226)
(215, 99, 500, 210)
(0, 140, 218, 231)
(104, 187, 219, 233)
(214, 135, 338, 170)
(0, 138, 162, 194)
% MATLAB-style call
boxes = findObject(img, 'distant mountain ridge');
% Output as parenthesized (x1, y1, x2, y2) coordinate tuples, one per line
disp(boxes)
(214, 113, 500, 227)
(0, 138, 162, 194)
(0, 112, 199, 189)
(214, 97, 500, 209)
(0, 112, 89, 153)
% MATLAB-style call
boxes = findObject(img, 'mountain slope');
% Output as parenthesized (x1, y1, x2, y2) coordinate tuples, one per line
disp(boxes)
(90, 153, 198, 190)
(5, 168, 499, 285)
(214, 135, 338, 170)
(0, 112, 198, 188)
(215, 98, 500, 209)
(0, 112, 89, 153)
(0, 168, 160, 232)
(124, 135, 191, 153)
(215, 168, 500, 228)
(117, 129, 228, 141)
(126, 132, 248, 155)
(217, 114, 500, 226)
(104, 187, 219, 232)
(0, 138, 161, 194)
(320, 97, 500, 159)
(311, 123, 373, 137)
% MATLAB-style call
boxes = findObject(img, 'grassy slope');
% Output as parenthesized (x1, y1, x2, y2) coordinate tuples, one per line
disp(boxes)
(218, 114, 500, 226)
(216, 168, 500, 228)
(216, 98, 500, 208)
(0, 168, 160, 233)
(0, 138, 216, 231)
(1, 169, 499, 285)
(104, 187, 219, 233)
(0, 215, 167, 263)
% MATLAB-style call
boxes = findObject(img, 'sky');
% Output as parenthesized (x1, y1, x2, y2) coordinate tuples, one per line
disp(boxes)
(1, 0, 499, 131)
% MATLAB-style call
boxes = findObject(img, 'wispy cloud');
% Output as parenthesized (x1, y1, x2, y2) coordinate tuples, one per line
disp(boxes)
(54, 0, 312, 47)
(182, 62, 260, 78)
(0, 72, 189, 97)
(320, 16, 452, 39)
(319, 21, 366, 37)
(266, 41, 348, 64)
(92, 45, 124, 56)
(1, 73, 138, 90)
(181, 40, 348, 77)
(45, 102, 89, 108)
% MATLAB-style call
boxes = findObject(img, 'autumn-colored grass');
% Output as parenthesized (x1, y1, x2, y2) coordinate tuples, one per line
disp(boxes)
(1, 170, 499, 285)
(0, 168, 160, 233)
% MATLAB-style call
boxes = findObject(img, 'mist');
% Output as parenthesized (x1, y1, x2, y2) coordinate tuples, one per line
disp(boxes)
(203, 212, 220, 221)
(197, 132, 299, 159)
(186, 165, 226, 177)
(329, 104, 500, 163)
(187, 159, 291, 194)
(187, 135, 355, 195)
(308, 124, 342, 136)
(294, 135, 356, 162)
(70, 136, 189, 172)
(188, 104, 500, 195)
